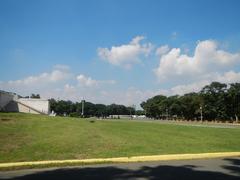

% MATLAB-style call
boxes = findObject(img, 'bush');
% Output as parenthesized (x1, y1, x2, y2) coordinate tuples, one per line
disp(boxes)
(69, 112, 80, 117)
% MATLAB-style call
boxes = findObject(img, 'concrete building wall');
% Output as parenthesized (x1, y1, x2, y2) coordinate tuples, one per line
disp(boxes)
(17, 102, 40, 114)
(4, 101, 19, 112)
(18, 98, 50, 114)
(110, 115, 132, 119)
(0, 91, 14, 110)
(0, 91, 50, 115)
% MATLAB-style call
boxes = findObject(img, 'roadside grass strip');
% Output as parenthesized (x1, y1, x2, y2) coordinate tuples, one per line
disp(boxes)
(1, 152, 240, 171)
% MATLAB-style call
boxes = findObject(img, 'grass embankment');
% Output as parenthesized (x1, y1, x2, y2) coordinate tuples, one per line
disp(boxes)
(0, 113, 240, 163)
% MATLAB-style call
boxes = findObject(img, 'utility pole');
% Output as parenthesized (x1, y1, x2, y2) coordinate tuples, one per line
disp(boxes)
(131, 104, 136, 119)
(81, 99, 84, 117)
(200, 106, 203, 123)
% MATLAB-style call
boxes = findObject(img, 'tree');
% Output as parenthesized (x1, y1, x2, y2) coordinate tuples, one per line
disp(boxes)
(226, 83, 240, 122)
(141, 95, 167, 118)
(94, 104, 107, 118)
(201, 82, 228, 120)
(30, 94, 40, 99)
(49, 98, 135, 118)
(179, 93, 201, 120)
(167, 95, 182, 119)
(135, 110, 145, 116)
(140, 81, 235, 121)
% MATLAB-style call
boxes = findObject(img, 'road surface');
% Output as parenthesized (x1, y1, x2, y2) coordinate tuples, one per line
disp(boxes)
(0, 157, 239, 180)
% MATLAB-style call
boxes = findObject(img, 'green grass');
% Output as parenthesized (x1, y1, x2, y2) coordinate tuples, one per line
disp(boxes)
(0, 112, 240, 163)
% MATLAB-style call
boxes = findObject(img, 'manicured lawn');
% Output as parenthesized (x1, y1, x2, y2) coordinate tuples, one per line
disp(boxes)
(0, 112, 240, 163)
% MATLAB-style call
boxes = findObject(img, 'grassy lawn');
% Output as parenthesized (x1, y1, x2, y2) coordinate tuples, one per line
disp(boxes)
(0, 112, 240, 163)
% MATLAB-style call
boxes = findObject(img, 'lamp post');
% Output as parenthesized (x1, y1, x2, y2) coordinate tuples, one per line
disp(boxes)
(200, 106, 203, 123)
(129, 104, 135, 119)
(81, 99, 84, 117)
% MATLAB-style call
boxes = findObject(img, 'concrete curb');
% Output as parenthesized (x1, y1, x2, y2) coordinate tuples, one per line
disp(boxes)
(1, 152, 240, 170)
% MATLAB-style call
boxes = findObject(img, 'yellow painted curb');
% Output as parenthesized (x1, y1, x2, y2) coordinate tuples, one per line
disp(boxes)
(0, 152, 240, 170)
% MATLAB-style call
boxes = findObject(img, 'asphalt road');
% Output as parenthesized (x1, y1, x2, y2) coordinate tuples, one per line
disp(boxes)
(0, 157, 240, 180)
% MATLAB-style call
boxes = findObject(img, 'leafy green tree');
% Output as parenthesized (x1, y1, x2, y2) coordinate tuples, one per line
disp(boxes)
(135, 110, 145, 116)
(201, 82, 227, 120)
(226, 83, 240, 121)
(179, 93, 201, 120)
(141, 95, 167, 118)
(95, 104, 107, 118)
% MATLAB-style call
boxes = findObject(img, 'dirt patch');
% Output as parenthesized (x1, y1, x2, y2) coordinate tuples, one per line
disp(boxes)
(0, 118, 13, 122)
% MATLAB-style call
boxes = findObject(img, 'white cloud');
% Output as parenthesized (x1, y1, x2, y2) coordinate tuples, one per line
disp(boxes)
(166, 71, 240, 95)
(64, 84, 76, 93)
(1, 39, 240, 108)
(100, 80, 116, 85)
(0, 66, 117, 103)
(155, 45, 170, 56)
(215, 71, 240, 84)
(1, 65, 71, 88)
(97, 87, 173, 109)
(0, 65, 73, 98)
(98, 36, 153, 68)
(154, 40, 240, 82)
(76, 74, 98, 87)
(153, 40, 240, 96)
(76, 74, 116, 87)
(169, 80, 210, 95)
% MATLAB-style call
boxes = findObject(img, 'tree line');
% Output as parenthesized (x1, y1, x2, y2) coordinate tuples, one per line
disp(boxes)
(49, 99, 144, 118)
(140, 82, 240, 122)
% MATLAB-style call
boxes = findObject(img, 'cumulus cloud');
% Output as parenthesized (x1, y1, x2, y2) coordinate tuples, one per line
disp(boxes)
(76, 74, 98, 87)
(76, 74, 116, 87)
(0, 65, 71, 89)
(155, 45, 170, 56)
(1, 39, 240, 108)
(109, 71, 240, 104)
(0, 65, 73, 98)
(169, 80, 210, 95)
(216, 71, 240, 83)
(166, 71, 240, 95)
(154, 40, 240, 82)
(98, 36, 153, 68)
(152, 40, 240, 96)
(64, 84, 76, 93)
(0, 65, 118, 104)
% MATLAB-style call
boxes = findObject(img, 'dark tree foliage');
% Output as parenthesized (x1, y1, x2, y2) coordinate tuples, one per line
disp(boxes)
(135, 110, 145, 116)
(141, 82, 240, 121)
(49, 100, 136, 118)
(30, 94, 40, 99)
(200, 82, 228, 120)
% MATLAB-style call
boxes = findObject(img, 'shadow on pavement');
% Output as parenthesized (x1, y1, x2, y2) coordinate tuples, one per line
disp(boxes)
(223, 158, 240, 176)
(1, 160, 240, 180)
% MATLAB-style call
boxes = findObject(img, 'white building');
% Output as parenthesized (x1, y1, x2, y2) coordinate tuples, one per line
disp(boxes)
(0, 90, 50, 115)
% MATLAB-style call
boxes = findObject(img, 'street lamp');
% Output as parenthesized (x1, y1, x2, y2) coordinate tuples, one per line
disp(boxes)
(81, 99, 84, 117)
(200, 106, 203, 122)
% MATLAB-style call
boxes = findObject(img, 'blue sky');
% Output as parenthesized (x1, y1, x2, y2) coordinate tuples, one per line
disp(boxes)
(1, 0, 240, 107)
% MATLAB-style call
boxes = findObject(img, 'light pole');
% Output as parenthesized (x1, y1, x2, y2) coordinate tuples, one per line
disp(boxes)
(200, 106, 203, 122)
(81, 99, 84, 117)
(129, 104, 135, 119)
